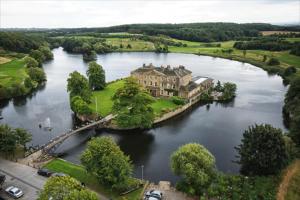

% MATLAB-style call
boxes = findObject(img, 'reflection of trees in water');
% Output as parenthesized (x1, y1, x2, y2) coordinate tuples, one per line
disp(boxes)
(102, 130, 155, 166)
(0, 99, 9, 109)
(215, 98, 235, 108)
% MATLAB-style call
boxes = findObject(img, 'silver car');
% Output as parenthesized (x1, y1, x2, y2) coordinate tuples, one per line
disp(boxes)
(5, 186, 23, 198)
(144, 190, 163, 200)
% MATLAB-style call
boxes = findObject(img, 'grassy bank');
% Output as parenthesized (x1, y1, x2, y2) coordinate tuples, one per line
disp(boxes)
(88, 79, 178, 117)
(105, 38, 155, 52)
(44, 158, 143, 200)
(0, 59, 27, 88)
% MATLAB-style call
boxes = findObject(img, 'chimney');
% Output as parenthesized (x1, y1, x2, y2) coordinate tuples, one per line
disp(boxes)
(143, 63, 146, 67)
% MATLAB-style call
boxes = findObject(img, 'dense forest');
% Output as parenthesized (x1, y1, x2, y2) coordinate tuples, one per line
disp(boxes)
(3, 23, 300, 42)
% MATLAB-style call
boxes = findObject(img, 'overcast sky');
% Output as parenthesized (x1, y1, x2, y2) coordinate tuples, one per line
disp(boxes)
(0, 0, 299, 28)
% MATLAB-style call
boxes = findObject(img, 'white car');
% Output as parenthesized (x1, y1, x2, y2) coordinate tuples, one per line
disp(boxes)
(5, 186, 23, 198)
(145, 190, 163, 200)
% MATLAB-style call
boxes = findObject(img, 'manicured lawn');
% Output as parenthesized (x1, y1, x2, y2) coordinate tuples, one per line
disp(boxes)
(0, 59, 27, 87)
(285, 37, 300, 43)
(89, 79, 179, 117)
(44, 158, 142, 200)
(151, 98, 178, 117)
(89, 80, 125, 117)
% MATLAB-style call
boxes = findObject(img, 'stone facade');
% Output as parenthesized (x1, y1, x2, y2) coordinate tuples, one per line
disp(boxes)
(131, 64, 213, 99)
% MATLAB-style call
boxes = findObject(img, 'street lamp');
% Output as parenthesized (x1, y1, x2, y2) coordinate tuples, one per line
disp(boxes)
(141, 165, 144, 181)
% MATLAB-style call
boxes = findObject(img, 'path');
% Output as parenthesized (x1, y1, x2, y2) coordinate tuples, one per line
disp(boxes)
(277, 159, 300, 200)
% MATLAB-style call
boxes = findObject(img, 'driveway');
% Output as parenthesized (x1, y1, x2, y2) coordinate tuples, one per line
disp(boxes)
(0, 158, 47, 200)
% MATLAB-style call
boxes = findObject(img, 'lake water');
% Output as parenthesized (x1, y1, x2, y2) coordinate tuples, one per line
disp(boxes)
(0, 48, 287, 184)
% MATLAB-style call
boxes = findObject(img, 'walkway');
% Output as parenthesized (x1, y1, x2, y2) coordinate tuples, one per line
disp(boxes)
(20, 114, 115, 165)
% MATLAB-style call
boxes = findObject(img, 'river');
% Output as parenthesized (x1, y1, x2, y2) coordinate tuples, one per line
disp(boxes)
(0, 47, 287, 183)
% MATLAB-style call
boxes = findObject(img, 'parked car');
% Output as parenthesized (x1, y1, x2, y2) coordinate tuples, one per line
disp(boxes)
(37, 168, 53, 177)
(51, 172, 67, 177)
(0, 196, 6, 200)
(144, 190, 163, 200)
(5, 186, 23, 199)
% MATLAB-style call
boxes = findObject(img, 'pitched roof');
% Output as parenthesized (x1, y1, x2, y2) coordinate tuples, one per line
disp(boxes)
(131, 64, 192, 78)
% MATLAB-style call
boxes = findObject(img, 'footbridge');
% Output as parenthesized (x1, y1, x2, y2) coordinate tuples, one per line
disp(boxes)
(21, 114, 115, 164)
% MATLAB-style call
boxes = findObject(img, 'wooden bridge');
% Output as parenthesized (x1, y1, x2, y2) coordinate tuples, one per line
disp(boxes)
(20, 114, 115, 164)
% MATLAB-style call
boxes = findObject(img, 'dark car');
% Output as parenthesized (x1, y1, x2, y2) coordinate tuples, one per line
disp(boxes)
(0, 174, 5, 189)
(37, 168, 52, 177)
(0, 196, 5, 200)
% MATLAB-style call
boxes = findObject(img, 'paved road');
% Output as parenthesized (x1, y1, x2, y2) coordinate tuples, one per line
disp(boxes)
(0, 158, 47, 200)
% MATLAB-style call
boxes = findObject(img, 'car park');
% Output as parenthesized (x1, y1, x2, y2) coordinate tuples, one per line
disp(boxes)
(37, 168, 53, 177)
(144, 190, 163, 200)
(5, 186, 23, 199)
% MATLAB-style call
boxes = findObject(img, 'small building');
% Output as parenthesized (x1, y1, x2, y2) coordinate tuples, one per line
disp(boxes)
(131, 64, 213, 99)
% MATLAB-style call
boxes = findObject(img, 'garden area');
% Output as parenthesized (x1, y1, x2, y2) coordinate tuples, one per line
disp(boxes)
(88, 79, 179, 117)
(45, 157, 144, 199)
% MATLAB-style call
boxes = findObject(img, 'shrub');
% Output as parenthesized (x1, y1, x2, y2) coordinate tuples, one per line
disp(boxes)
(283, 66, 297, 76)
(267, 58, 280, 66)
(171, 96, 185, 105)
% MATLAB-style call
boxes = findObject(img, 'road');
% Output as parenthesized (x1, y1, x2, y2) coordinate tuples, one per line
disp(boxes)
(0, 158, 47, 200)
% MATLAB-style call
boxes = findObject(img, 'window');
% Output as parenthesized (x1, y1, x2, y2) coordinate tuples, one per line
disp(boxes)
(155, 82, 157, 86)
(173, 84, 175, 89)
(144, 81, 147, 84)
(150, 81, 153, 85)
(161, 90, 164, 95)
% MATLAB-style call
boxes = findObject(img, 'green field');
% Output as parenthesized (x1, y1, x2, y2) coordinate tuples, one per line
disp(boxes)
(105, 38, 155, 52)
(0, 59, 27, 87)
(45, 158, 142, 200)
(89, 79, 178, 117)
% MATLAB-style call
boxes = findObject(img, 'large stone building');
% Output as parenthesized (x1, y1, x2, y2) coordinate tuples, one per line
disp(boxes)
(131, 63, 213, 99)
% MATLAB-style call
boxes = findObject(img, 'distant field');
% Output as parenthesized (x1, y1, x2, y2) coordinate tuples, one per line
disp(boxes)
(0, 59, 27, 88)
(105, 38, 155, 51)
(261, 31, 300, 36)
(285, 38, 300, 43)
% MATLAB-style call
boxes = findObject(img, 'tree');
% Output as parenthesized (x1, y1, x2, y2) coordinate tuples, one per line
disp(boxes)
(283, 66, 297, 77)
(221, 82, 237, 100)
(14, 128, 32, 151)
(214, 80, 223, 92)
(38, 176, 98, 200)
(24, 56, 39, 68)
(87, 62, 105, 90)
(267, 58, 280, 66)
(235, 124, 288, 176)
(26, 67, 46, 83)
(263, 55, 267, 62)
(243, 50, 247, 57)
(70, 96, 92, 115)
(112, 77, 155, 128)
(38, 46, 53, 60)
(170, 143, 216, 195)
(29, 49, 45, 66)
(81, 137, 133, 191)
(0, 124, 17, 157)
(67, 71, 91, 103)
(83, 50, 96, 62)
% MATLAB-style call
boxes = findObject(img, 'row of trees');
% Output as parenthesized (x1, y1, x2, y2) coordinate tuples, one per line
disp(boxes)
(67, 62, 105, 115)
(234, 40, 295, 51)
(47, 23, 300, 42)
(0, 124, 32, 157)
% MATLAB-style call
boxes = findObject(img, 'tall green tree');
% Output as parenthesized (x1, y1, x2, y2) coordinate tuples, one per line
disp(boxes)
(87, 62, 105, 90)
(26, 67, 46, 83)
(14, 128, 32, 151)
(112, 77, 154, 128)
(24, 56, 39, 68)
(81, 137, 133, 191)
(38, 176, 98, 200)
(70, 96, 92, 115)
(67, 71, 91, 103)
(38, 46, 53, 60)
(29, 49, 45, 66)
(171, 143, 216, 195)
(235, 124, 288, 176)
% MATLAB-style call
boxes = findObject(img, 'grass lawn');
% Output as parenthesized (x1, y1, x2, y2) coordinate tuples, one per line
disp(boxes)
(105, 38, 155, 52)
(44, 158, 142, 200)
(89, 80, 125, 117)
(0, 59, 27, 87)
(89, 79, 179, 117)
(151, 98, 178, 117)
